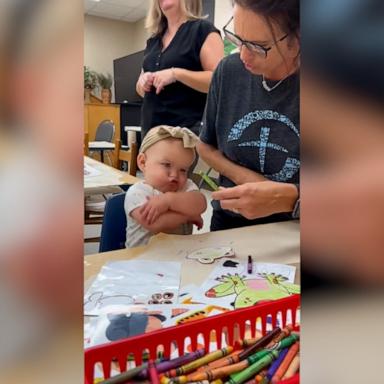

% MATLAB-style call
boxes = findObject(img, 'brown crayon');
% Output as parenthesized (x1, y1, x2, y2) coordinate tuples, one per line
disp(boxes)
(271, 342, 300, 383)
(205, 350, 242, 370)
(282, 354, 300, 379)
(238, 328, 281, 360)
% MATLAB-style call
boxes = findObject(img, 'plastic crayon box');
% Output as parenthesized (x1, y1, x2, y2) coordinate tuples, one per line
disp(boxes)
(85, 295, 300, 384)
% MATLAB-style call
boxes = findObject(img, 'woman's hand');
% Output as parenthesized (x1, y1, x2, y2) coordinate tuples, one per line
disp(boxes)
(138, 71, 154, 93)
(212, 181, 298, 220)
(152, 68, 176, 94)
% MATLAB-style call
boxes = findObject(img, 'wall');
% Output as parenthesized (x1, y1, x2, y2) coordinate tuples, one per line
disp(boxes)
(214, 0, 233, 31)
(84, 15, 137, 101)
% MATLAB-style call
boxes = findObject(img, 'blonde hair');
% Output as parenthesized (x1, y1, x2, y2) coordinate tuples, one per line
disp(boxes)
(145, 0, 205, 36)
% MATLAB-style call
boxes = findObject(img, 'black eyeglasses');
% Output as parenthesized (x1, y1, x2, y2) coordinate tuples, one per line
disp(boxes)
(223, 16, 288, 58)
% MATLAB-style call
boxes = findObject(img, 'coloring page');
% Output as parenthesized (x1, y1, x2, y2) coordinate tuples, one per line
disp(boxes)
(84, 260, 181, 315)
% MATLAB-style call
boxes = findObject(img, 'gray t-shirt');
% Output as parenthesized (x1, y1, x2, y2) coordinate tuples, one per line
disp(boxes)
(200, 53, 299, 228)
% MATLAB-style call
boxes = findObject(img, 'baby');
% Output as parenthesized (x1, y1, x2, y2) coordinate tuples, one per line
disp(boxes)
(124, 125, 207, 248)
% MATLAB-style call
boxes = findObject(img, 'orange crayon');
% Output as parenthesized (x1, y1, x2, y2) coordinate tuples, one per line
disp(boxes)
(271, 342, 300, 383)
(282, 354, 300, 379)
(187, 359, 249, 382)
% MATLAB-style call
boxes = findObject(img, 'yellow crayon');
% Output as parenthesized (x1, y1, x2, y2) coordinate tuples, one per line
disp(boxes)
(211, 380, 224, 384)
(166, 347, 234, 377)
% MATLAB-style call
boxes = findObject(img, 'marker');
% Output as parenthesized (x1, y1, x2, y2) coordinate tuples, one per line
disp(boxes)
(247, 255, 253, 274)
(199, 171, 219, 191)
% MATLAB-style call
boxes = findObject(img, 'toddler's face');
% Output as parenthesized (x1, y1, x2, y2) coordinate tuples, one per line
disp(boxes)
(138, 139, 195, 193)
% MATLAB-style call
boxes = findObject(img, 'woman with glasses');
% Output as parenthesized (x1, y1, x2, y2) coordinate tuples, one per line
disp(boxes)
(197, 0, 300, 231)
(136, 0, 224, 139)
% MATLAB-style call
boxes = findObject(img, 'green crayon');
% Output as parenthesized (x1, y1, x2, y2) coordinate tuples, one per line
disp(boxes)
(199, 171, 219, 191)
(226, 351, 279, 384)
(265, 334, 299, 352)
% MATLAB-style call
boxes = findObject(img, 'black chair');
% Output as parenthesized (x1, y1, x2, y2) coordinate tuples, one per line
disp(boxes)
(99, 192, 127, 252)
(89, 120, 115, 163)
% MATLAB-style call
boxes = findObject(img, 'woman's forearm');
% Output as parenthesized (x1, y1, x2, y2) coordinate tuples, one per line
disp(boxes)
(173, 68, 213, 93)
(197, 141, 266, 185)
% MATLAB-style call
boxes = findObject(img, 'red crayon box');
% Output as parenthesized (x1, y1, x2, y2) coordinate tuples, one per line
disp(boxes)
(85, 295, 300, 384)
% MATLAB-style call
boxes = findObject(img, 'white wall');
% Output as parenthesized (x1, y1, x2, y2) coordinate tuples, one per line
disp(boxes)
(84, 15, 136, 101)
(214, 0, 233, 31)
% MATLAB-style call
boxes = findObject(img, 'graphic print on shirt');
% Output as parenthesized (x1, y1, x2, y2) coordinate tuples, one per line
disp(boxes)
(228, 110, 300, 182)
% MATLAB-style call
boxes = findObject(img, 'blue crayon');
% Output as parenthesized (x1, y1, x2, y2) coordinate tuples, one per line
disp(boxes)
(265, 348, 289, 382)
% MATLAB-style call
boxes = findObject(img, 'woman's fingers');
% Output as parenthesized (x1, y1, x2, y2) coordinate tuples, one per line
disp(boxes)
(212, 185, 242, 200)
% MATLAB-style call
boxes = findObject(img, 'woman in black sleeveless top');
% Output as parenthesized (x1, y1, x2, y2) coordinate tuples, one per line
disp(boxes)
(136, 0, 223, 139)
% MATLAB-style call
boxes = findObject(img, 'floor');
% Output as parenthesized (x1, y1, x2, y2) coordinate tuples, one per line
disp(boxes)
(84, 186, 213, 255)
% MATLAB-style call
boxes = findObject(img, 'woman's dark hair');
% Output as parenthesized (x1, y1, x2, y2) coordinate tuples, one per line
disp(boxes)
(233, 0, 299, 41)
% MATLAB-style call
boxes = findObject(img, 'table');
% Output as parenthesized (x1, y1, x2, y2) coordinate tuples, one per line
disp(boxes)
(84, 156, 139, 195)
(88, 141, 115, 163)
(85, 221, 300, 288)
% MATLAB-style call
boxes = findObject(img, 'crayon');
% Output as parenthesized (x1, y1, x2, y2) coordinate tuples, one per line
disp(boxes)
(270, 342, 299, 383)
(255, 369, 268, 383)
(211, 380, 224, 384)
(265, 325, 293, 348)
(148, 360, 160, 384)
(165, 347, 234, 377)
(199, 171, 219, 191)
(264, 348, 289, 382)
(282, 354, 299, 379)
(186, 359, 249, 382)
(139, 349, 205, 379)
(226, 351, 279, 384)
(99, 360, 157, 384)
(237, 336, 262, 348)
(247, 255, 253, 274)
(203, 350, 243, 370)
(238, 328, 281, 360)
(265, 334, 299, 352)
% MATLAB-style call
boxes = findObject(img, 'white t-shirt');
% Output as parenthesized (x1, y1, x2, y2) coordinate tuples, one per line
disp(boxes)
(124, 179, 198, 248)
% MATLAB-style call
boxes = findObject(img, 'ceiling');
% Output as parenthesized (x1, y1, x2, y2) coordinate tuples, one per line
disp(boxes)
(84, 0, 150, 23)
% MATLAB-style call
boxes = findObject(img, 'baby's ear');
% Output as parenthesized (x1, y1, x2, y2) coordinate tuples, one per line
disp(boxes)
(137, 153, 146, 172)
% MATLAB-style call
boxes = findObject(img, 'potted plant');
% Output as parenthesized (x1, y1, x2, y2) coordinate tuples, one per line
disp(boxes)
(84, 66, 98, 103)
(97, 72, 113, 104)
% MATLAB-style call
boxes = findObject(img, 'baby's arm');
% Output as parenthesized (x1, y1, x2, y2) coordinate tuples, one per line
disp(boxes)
(131, 208, 192, 234)
(140, 191, 207, 225)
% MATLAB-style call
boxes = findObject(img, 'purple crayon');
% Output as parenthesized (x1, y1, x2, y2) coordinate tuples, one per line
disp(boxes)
(138, 348, 206, 379)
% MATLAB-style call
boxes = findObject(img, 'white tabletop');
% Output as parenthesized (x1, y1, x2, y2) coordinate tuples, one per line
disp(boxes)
(88, 141, 115, 149)
(124, 126, 141, 132)
(85, 221, 300, 287)
(84, 156, 139, 195)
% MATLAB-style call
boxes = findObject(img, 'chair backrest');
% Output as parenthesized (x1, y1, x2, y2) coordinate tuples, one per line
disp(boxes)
(84, 132, 89, 156)
(114, 139, 138, 176)
(95, 120, 115, 142)
(99, 192, 127, 253)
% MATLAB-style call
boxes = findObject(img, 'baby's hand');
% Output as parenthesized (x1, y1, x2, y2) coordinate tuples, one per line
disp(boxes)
(189, 215, 204, 230)
(139, 195, 170, 225)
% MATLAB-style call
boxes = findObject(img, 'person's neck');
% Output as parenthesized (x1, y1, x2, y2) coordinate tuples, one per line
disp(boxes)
(264, 61, 299, 82)
(165, 13, 187, 35)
